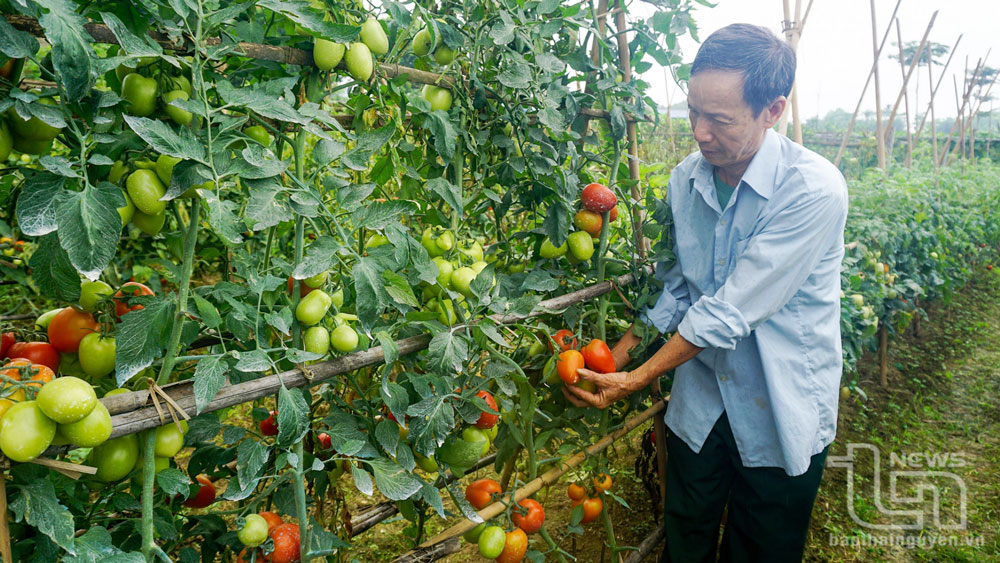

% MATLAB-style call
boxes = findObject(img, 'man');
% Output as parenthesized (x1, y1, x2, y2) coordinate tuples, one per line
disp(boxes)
(564, 24, 848, 562)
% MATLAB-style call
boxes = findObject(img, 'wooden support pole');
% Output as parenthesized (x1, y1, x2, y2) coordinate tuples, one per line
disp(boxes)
(913, 36, 962, 147)
(896, 19, 914, 168)
(939, 57, 988, 167)
(622, 521, 667, 563)
(834, 0, 902, 167)
(870, 0, 887, 169)
(881, 12, 938, 151)
(778, 0, 812, 143)
(0, 472, 11, 563)
(613, 0, 646, 260)
(391, 399, 668, 561)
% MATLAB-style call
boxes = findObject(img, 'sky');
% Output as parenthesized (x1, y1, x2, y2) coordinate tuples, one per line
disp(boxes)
(634, 0, 998, 121)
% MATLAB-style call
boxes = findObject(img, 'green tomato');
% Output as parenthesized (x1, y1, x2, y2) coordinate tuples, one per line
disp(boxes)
(56, 401, 111, 447)
(91, 434, 139, 482)
(567, 230, 595, 261)
(0, 401, 56, 462)
(155, 154, 182, 186)
(154, 421, 187, 458)
(132, 209, 166, 236)
(238, 514, 270, 548)
(459, 241, 484, 263)
(330, 324, 359, 353)
(11, 135, 51, 155)
(79, 280, 113, 312)
(244, 125, 272, 147)
(433, 45, 456, 65)
(117, 191, 135, 226)
(304, 270, 329, 289)
(450, 266, 476, 298)
(330, 287, 345, 309)
(485, 422, 499, 441)
(9, 97, 62, 141)
(296, 289, 332, 326)
(360, 18, 390, 56)
(162, 90, 192, 125)
(437, 299, 458, 325)
(0, 121, 12, 162)
(78, 333, 116, 378)
(303, 326, 330, 356)
(463, 522, 486, 544)
(478, 526, 506, 558)
(432, 257, 454, 289)
(108, 160, 129, 185)
(415, 452, 438, 473)
(411, 28, 433, 56)
(165, 74, 192, 95)
(121, 73, 159, 117)
(462, 426, 491, 456)
(35, 308, 64, 331)
(313, 38, 346, 71)
(539, 238, 567, 258)
(344, 42, 374, 82)
(126, 169, 167, 215)
(365, 233, 389, 249)
(422, 85, 453, 111)
(36, 376, 98, 424)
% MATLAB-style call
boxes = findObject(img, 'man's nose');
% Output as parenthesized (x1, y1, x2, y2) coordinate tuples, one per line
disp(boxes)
(692, 117, 712, 144)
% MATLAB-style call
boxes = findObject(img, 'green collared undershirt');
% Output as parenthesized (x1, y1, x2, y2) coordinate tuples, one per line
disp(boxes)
(713, 170, 736, 211)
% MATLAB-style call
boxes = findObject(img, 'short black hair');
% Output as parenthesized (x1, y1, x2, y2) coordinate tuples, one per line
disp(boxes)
(690, 24, 796, 116)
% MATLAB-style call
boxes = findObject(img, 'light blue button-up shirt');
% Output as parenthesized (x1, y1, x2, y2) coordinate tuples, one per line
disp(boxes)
(643, 129, 848, 476)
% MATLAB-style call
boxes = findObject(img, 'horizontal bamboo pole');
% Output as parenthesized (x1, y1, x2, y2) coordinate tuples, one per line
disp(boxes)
(393, 538, 461, 563)
(96, 267, 652, 439)
(392, 397, 668, 561)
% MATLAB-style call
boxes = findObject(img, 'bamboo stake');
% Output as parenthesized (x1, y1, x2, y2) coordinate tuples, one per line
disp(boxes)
(913, 35, 962, 145)
(870, 0, 887, 169)
(613, 0, 646, 260)
(895, 20, 914, 168)
(391, 399, 668, 561)
(939, 56, 987, 167)
(878, 324, 889, 386)
(622, 521, 667, 563)
(834, 0, 902, 167)
(778, 0, 813, 143)
(0, 472, 11, 563)
(881, 12, 938, 151)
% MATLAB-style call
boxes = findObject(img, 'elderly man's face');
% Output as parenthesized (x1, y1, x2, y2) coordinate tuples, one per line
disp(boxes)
(687, 70, 784, 181)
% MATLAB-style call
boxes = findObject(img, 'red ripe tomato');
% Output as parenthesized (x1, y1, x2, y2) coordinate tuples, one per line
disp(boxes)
(593, 473, 613, 493)
(182, 474, 216, 508)
(0, 332, 14, 358)
(474, 390, 499, 429)
(496, 527, 528, 563)
(550, 329, 578, 352)
(567, 483, 587, 501)
(267, 522, 301, 563)
(114, 282, 154, 318)
(581, 496, 603, 523)
(260, 411, 278, 436)
(258, 511, 283, 533)
(316, 432, 333, 459)
(47, 308, 99, 353)
(5, 341, 60, 372)
(608, 206, 618, 222)
(287, 276, 315, 298)
(581, 183, 617, 213)
(512, 498, 545, 534)
(557, 350, 585, 385)
(581, 339, 616, 373)
(465, 478, 501, 510)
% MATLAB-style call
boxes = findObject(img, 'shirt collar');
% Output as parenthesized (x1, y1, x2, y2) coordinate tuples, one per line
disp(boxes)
(689, 129, 780, 202)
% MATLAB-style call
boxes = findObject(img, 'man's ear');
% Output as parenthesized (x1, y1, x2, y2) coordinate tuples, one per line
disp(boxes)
(762, 96, 787, 127)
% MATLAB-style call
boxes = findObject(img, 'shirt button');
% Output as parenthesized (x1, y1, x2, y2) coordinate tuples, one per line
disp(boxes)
(717, 260, 724, 266)
(720, 219, 727, 225)
(720, 375, 728, 382)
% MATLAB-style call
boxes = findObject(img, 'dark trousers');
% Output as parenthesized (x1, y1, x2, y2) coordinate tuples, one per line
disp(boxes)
(661, 412, 828, 563)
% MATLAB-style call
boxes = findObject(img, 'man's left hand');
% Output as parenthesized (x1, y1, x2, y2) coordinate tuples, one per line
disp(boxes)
(562, 368, 635, 409)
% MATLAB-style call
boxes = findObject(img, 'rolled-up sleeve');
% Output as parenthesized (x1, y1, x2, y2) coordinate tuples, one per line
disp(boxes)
(677, 183, 847, 350)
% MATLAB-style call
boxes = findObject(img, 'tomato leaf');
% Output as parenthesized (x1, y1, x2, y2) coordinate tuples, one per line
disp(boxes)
(245, 177, 292, 231)
(0, 17, 39, 59)
(341, 124, 395, 171)
(10, 480, 77, 555)
(379, 381, 408, 424)
(216, 79, 309, 126)
(122, 115, 206, 163)
(374, 419, 400, 456)
(353, 258, 390, 333)
(351, 464, 374, 496)
(425, 177, 463, 216)
(293, 236, 343, 279)
(67, 526, 144, 562)
(277, 386, 310, 448)
(233, 349, 270, 373)
(155, 469, 191, 498)
(99, 12, 163, 58)
(193, 355, 230, 414)
(236, 439, 270, 493)
(367, 457, 423, 501)
(27, 233, 81, 302)
(36, 0, 94, 102)
(201, 191, 246, 245)
(307, 519, 351, 552)
(257, 0, 360, 41)
(498, 54, 532, 89)
(426, 330, 469, 375)
(422, 111, 457, 164)
(16, 170, 65, 237)
(382, 271, 419, 310)
(115, 298, 174, 386)
(56, 183, 123, 280)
